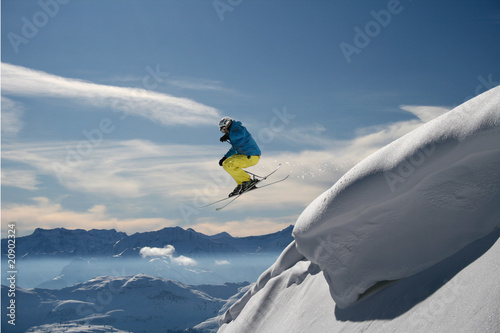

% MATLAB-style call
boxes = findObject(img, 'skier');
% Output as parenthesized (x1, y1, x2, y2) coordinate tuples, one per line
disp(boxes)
(218, 117, 261, 197)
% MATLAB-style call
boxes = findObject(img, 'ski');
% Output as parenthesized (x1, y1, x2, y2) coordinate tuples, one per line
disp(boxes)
(215, 175, 289, 211)
(252, 174, 289, 190)
(198, 195, 233, 208)
(200, 164, 284, 209)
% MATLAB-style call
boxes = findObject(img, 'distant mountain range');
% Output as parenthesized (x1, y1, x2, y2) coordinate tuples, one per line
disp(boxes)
(1, 274, 247, 333)
(2, 225, 294, 259)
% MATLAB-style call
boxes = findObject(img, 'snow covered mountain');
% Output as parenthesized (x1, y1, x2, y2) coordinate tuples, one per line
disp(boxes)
(1, 228, 127, 258)
(2, 225, 294, 258)
(1, 274, 248, 333)
(219, 87, 500, 332)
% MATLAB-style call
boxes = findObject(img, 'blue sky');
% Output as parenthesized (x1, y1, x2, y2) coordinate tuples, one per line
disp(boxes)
(2, 0, 500, 237)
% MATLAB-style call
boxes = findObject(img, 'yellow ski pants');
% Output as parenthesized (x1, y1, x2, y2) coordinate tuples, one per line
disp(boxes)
(223, 155, 260, 185)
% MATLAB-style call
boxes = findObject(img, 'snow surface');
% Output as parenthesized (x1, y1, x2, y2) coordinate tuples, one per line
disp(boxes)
(219, 86, 500, 331)
(26, 323, 129, 333)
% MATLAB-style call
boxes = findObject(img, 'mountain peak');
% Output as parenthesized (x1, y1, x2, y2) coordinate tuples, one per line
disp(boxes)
(210, 231, 232, 239)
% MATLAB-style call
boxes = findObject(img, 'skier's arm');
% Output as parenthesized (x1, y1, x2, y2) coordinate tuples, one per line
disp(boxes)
(226, 125, 251, 156)
(224, 146, 237, 158)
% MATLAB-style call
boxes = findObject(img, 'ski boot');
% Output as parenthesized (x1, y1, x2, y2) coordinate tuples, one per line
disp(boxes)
(228, 184, 243, 197)
(239, 179, 259, 193)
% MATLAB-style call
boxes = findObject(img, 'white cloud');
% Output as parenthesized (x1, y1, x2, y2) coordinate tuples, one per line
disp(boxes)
(2, 140, 222, 199)
(140, 244, 197, 266)
(1, 169, 40, 191)
(167, 76, 234, 93)
(1, 97, 24, 138)
(277, 123, 334, 148)
(400, 105, 450, 122)
(1, 63, 220, 127)
(171, 255, 198, 266)
(140, 245, 175, 257)
(215, 260, 231, 266)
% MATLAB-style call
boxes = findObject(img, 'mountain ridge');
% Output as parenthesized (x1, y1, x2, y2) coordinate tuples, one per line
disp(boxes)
(1, 225, 294, 259)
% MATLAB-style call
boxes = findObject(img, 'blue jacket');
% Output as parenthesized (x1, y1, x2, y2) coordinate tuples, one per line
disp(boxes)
(224, 121, 261, 158)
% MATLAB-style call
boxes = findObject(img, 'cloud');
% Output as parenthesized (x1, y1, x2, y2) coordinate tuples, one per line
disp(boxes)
(1, 97, 24, 138)
(140, 245, 175, 257)
(171, 255, 198, 266)
(400, 105, 451, 122)
(2, 140, 222, 199)
(276, 123, 335, 148)
(140, 244, 197, 266)
(1, 169, 40, 191)
(215, 260, 231, 266)
(167, 76, 235, 93)
(1, 63, 220, 127)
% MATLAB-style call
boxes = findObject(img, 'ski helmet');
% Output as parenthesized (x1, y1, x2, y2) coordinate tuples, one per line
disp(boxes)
(219, 117, 233, 132)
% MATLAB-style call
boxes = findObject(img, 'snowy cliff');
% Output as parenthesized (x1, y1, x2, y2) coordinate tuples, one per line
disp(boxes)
(219, 86, 500, 332)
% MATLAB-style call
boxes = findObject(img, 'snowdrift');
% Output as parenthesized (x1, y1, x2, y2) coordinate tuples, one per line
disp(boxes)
(219, 241, 305, 324)
(219, 229, 500, 332)
(219, 86, 500, 330)
(293, 86, 500, 308)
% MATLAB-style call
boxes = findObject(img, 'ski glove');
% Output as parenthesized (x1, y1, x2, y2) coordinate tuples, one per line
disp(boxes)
(220, 133, 230, 142)
(219, 156, 227, 166)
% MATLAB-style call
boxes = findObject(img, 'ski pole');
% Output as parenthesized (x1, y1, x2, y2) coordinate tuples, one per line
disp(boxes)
(227, 140, 251, 159)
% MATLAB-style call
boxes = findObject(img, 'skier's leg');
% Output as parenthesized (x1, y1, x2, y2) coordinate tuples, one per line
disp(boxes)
(223, 155, 260, 184)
